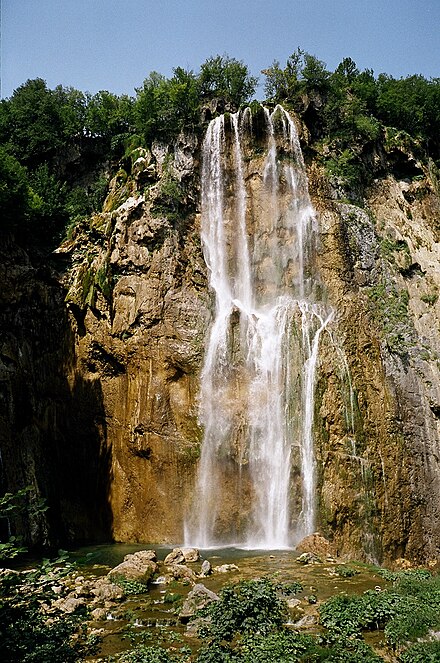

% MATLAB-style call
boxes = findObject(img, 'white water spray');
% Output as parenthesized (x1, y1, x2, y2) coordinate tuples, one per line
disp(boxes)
(185, 106, 332, 548)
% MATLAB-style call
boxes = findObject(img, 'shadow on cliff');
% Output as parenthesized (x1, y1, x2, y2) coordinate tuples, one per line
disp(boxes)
(0, 239, 113, 550)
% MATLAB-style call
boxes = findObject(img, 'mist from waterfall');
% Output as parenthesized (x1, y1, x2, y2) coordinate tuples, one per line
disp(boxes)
(184, 105, 332, 549)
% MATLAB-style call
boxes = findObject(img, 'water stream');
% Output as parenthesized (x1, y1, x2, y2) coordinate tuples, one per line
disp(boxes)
(185, 106, 332, 549)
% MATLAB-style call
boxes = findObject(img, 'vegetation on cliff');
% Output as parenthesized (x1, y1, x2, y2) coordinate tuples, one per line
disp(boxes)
(1, 49, 439, 249)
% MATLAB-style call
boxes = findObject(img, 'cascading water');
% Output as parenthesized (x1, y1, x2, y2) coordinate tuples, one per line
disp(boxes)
(185, 105, 332, 549)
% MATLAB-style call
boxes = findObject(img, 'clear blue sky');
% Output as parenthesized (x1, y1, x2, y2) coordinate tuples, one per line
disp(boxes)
(2, 0, 439, 99)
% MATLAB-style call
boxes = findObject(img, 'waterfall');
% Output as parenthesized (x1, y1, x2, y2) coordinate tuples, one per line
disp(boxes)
(185, 105, 332, 549)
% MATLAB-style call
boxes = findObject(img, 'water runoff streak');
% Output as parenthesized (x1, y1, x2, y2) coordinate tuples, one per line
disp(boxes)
(185, 105, 332, 549)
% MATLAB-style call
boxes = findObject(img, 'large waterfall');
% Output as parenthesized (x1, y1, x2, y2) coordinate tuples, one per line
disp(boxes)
(185, 105, 332, 549)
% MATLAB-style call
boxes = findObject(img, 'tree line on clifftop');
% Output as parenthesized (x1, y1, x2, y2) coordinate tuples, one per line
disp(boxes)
(1, 50, 440, 248)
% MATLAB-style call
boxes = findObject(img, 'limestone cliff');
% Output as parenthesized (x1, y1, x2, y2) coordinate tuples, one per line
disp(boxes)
(1, 111, 439, 562)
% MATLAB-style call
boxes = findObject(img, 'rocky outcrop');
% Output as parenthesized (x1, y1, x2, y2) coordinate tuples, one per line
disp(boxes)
(1, 114, 439, 563)
(108, 550, 158, 585)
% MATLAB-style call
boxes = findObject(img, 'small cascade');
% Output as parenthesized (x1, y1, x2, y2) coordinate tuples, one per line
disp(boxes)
(185, 106, 332, 549)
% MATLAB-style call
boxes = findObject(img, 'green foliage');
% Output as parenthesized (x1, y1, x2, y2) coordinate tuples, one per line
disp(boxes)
(197, 578, 287, 642)
(113, 578, 149, 595)
(367, 282, 411, 354)
(280, 580, 303, 595)
(0, 486, 48, 561)
(0, 551, 98, 662)
(421, 292, 438, 306)
(239, 629, 319, 663)
(325, 149, 362, 189)
(199, 55, 258, 108)
(0, 146, 31, 229)
(399, 641, 440, 663)
(106, 645, 182, 662)
(335, 564, 359, 578)
(134, 68, 200, 143)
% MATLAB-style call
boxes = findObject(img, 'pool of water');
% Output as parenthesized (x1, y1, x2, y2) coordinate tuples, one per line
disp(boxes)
(67, 543, 388, 661)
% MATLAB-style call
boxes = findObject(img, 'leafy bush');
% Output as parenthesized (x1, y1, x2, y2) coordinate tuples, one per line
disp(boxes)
(335, 565, 359, 578)
(197, 577, 287, 642)
(399, 641, 440, 663)
(0, 553, 98, 662)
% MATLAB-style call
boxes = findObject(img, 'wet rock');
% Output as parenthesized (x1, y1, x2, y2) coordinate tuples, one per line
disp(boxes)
(296, 533, 335, 558)
(164, 547, 200, 565)
(200, 560, 212, 576)
(53, 596, 87, 613)
(185, 617, 210, 637)
(294, 614, 317, 628)
(108, 551, 158, 586)
(166, 564, 197, 582)
(179, 583, 219, 622)
(91, 577, 125, 603)
(296, 552, 322, 565)
(213, 563, 240, 573)
(287, 597, 302, 609)
(91, 607, 108, 621)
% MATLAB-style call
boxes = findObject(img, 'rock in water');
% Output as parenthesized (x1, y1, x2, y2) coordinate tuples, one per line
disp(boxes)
(179, 583, 219, 622)
(108, 550, 158, 585)
(164, 547, 200, 565)
(200, 559, 212, 576)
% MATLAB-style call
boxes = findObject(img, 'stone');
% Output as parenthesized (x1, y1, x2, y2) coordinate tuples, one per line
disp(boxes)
(53, 596, 87, 613)
(179, 583, 219, 622)
(296, 534, 335, 558)
(200, 560, 212, 576)
(108, 551, 158, 586)
(287, 597, 302, 609)
(164, 547, 200, 565)
(91, 578, 125, 603)
(91, 607, 108, 621)
(296, 552, 322, 565)
(164, 548, 185, 565)
(166, 564, 196, 582)
(213, 564, 239, 574)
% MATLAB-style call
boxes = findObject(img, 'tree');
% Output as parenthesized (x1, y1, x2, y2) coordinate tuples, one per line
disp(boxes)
(0, 147, 31, 231)
(199, 55, 257, 107)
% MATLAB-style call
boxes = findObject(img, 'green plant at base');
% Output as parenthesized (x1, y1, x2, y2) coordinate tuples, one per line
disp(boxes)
(0, 551, 99, 662)
(197, 577, 287, 643)
(399, 641, 440, 662)
(113, 577, 149, 595)
(335, 565, 360, 578)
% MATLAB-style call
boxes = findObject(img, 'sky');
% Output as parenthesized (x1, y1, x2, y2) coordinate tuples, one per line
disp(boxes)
(2, 0, 439, 100)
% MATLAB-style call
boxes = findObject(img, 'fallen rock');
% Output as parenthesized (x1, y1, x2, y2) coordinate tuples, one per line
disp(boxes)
(179, 583, 219, 622)
(164, 547, 200, 565)
(213, 564, 239, 574)
(296, 552, 322, 565)
(53, 596, 87, 613)
(200, 560, 212, 577)
(167, 564, 197, 582)
(295, 534, 335, 557)
(91, 577, 125, 603)
(108, 550, 158, 586)
(90, 607, 108, 621)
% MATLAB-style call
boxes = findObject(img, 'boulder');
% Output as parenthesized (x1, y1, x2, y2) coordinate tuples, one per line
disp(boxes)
(164, 547, 200, 565)
(53, 596, 87, 613)
(213, 563, 239, 574)
(166, 564, 196, 582)
(108, 550, 158, 586)
(179, 583, 219, 622)
(91, 577, 125, 603)
(296, 552, 322, 565)
(295, 533, 335, 557)
(200, 560, 212, 577)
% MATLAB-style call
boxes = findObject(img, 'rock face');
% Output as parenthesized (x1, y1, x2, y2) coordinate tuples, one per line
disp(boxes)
(0, 115, 439, 562)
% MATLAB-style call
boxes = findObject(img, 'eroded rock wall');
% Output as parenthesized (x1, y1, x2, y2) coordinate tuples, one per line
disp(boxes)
(1, 115, 439, 562)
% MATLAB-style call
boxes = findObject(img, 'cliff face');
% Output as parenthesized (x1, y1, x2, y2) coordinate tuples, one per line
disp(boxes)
(1, 113, 439, 562)
(310, 157, 440, 562)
